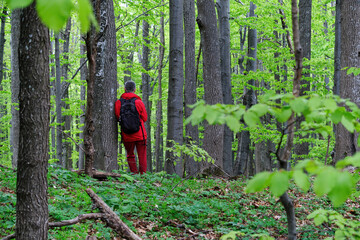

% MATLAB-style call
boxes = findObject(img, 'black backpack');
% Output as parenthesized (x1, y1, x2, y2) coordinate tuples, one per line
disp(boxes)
(119, 97, 141, 134)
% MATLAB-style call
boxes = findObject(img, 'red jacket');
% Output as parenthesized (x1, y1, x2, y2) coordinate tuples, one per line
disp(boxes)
(115, 92, 148, 142)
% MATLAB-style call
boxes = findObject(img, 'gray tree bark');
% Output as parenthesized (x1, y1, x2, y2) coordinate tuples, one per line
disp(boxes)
(184, 0, 200, 177)
(197, 0, 224, 174)
(0, 6, 7, 87)
(334, 0, 360, 163)
(234, 2, 257, 176)
(217, 0, 233, 175)
(79, 43, 87, 170)
(333, 0, 341, 96)
(294, 0, 311, 159)
(155, 4, 165, 172)
(93, 0, 118, 172)
(16, 3, 50, 239)
(10, 9, 20, 168)
(62, 18, 72, 169)
(165, 0, 184, 176)
(55, 33, 63, 165)
(141, 17, 152, 172)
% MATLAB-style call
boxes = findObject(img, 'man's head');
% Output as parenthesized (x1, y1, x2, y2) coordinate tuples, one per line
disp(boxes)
(124, 81, 136, 93)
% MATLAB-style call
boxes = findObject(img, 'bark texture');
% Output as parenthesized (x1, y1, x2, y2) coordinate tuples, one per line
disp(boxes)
(165, 0, 184, 176)
(217, 0, 233, 175)
(16, 3, 50, 239)
(197, 0, 224, 174)
(93, 0, 118, 172)
(10, 9, 20, 168)
(334, 0, 360, 163)
(184, 0, 200, 176)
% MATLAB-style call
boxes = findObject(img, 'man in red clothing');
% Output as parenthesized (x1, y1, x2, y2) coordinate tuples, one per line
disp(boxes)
(115, 81, 148, 174)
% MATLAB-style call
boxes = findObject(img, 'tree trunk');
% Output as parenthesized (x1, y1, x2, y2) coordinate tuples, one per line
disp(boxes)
(16, 3, 50, 239)
(197, 0, 224, 175)
(334, 0, 360, 163)
(79, 43, 87, 170)
(165, 0, 184, 176)
(62, 18, 72, 169)
(294, 0, 311, 159)
(123, 21, 140, 83)
(184, 0, 200, 177)
(55, 33, 63, 165)
(333, 0, 341, 96)
(155, 3, 165, 172)
(235, 2, 257, 176)
(217, 0, 233, 175)
(0, 6, 7, 87)
(93, 0, 118, 172)
(10, 9, 20, 169)
(141, 17, 152, 172)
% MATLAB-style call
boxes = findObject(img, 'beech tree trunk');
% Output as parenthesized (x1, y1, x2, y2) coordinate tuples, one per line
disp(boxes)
(62, 18, 72, 169)
(217, 0, 233, 175)
(334, 0, 360, 163)
(197, 0, 224, 174)
(234, 2, 257, 176)
(93, 0, 118, 172)
(10, 9, 20, 169)
(184, 0, 200, 177)
(142, 17, 152, 172)
(0, 6, 7, 87)
(55, 33, 63, 165)
(155, 4, 165, 172)
(294, 0, 311, 159)
(165, 0, 184, 176)
(79, 43, 87, 170)
(16, 3, 50, 239)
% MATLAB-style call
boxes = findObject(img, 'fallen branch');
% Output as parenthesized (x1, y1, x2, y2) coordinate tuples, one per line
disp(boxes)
(73, 169, 123, 180)
(49, 213, 104, 228)
(86, 188, 142, 240)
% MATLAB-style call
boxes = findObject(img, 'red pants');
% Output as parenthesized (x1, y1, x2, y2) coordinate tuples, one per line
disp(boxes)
(123, 141, 147, 174)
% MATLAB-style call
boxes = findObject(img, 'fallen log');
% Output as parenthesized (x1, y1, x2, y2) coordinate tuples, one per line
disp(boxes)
(73, 169, 123, 180)
(86, 188, 142, 240)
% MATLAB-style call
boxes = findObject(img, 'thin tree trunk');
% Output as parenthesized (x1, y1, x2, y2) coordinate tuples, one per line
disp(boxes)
(55, 33, 63, 165)
(10, 9, 20, 169)
(155, 3, 165, 172)
(142, 17, 152, 172)
(62, 18, 72, 169)
(0, 6, 7, 87)
(184, 0, 199, 177)
(79, 43, 87, 170)
(235, 2, 257, 176)
(16, 3, 50, 238)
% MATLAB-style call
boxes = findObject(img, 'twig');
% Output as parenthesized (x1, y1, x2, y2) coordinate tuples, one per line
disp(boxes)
(49, 213, 104, 227)
(54, 126, 86, 154)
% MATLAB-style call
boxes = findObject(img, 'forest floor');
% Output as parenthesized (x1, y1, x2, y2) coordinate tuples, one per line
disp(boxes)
(0, 164, 359, 240)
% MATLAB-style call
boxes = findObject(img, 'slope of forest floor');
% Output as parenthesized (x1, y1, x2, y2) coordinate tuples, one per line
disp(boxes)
(0, 164, 359, 239)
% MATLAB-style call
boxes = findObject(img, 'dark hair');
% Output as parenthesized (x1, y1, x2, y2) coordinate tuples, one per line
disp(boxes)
(125, 81, 136, 92)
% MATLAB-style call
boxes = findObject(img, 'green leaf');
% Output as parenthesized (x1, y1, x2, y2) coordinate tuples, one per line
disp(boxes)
(220, 231, 244, 240)
(205, 107, 219, 125)
(245, 171, 271, 193)
(289, 98, 307, 113)
(313, 167, 337, 196)
(331, 107, 345, 124)
(328, 171, 353, 207)
(6, 0, 33, 9)
(341, 115, 355, 133)
(293, 170, 310, 192)
(308, 96, 322, 110)
(36, 0, 74, 32)
(225, 115, 241, 132)
(323, 98, 338, 112)
(269, 171, 289, 197)
(78, 0, 96, 33)
(249, 103, 268, 117)
(244, 111, 260, 128)
(275, 106, 292, 123)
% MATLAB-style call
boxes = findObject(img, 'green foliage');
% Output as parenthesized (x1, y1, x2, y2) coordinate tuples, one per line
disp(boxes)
(6, 0, 96, 32)
(166, 139, 214, 164)
(308, 209, 360, 239)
